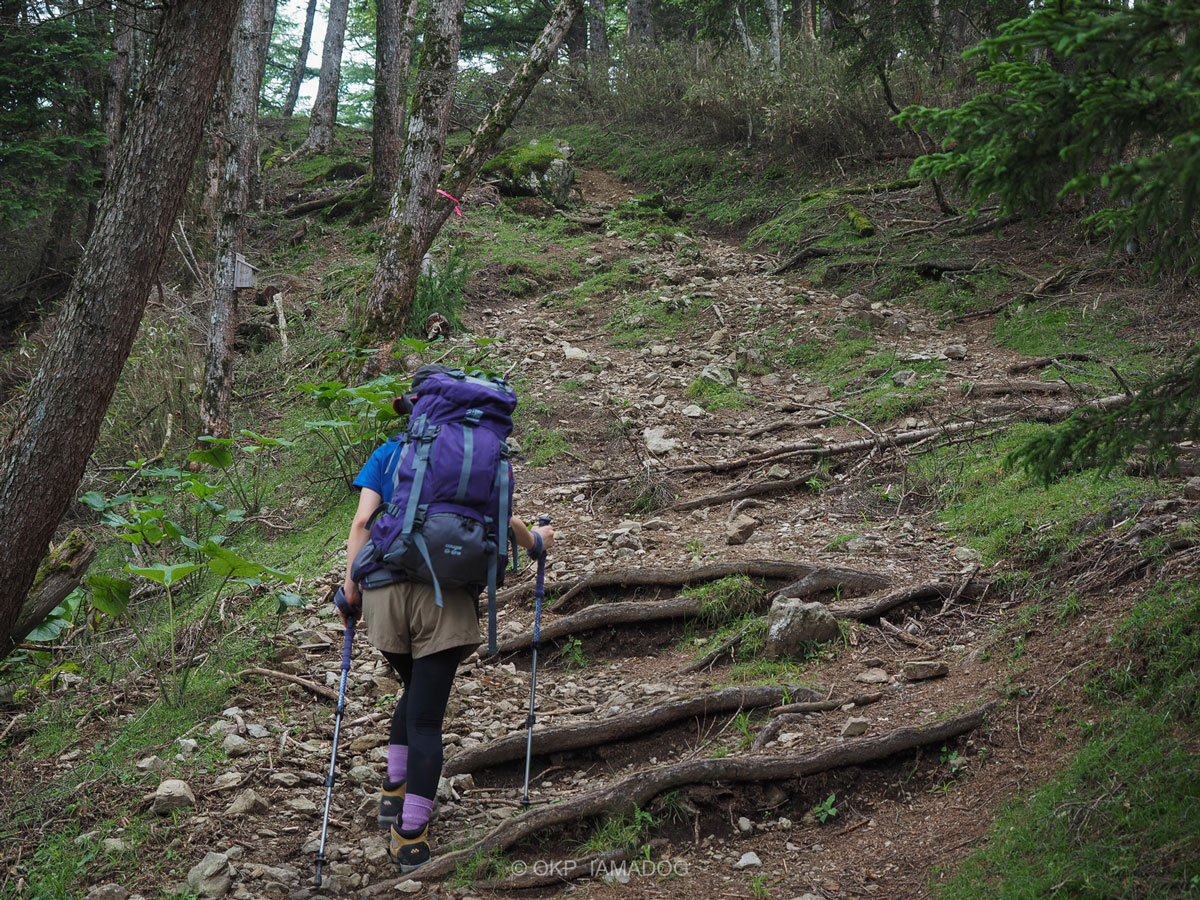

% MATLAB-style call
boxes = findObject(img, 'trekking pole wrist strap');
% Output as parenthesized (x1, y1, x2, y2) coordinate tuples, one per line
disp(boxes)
(528, 531, 545, 561)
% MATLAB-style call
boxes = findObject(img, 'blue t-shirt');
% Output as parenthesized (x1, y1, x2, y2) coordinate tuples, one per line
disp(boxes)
(353, 438, 406, 504)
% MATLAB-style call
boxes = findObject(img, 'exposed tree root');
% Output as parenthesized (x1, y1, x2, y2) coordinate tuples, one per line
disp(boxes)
(1008, 353, 1100, 375)
(676, 619, 760, 674)
(774, 565, 891, 600)
(7, 530, 96, 659)
(754, 693, 887, 749)
(548, 561, 830, 611)
(443, 684, 821, 776)
(497, 595, 707, 653)
(366, 704, 995, 888)
(669, 471, 822, 512)
(830, 579, 990, 623)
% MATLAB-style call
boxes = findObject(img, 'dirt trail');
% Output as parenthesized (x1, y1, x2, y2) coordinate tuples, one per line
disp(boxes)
(40, 167, 1189, 900)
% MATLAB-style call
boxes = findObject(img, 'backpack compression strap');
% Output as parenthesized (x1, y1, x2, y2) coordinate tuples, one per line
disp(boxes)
(487, 446, 512, 656)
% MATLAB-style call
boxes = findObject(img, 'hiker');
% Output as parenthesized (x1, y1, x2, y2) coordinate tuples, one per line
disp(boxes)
(336, 366, 555, 874)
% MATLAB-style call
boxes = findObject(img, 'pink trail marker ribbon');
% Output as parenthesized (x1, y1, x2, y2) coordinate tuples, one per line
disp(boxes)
(437, 189, 463, 217)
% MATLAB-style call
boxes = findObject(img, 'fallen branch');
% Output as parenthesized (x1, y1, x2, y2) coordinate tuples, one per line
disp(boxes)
(669, 471, 821, 512)
(235, 667, 337, 702)
(963, 379, 1074, 398)
(443, 683, 821, 776)
(878, 618, 937, 651)
(556, 211, 605, 227)
(830, 579, 989, 622)
(282, 191, 350, 218)
(1007, 353, 1100, 375)
(845, 204, 875, 238)
(773, 245, 835, 275)
(771, 692, 885, 717)
(366, 704, 995, 888)
(549, 561, 828, 611)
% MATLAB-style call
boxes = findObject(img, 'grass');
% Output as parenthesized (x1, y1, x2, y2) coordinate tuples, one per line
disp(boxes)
(685, 377, 752, 410)
(909, 423, 1164, 566)
(677, 576, 766, 628)
(936, 581, 1200, 900)
(577, 807, 657, 856)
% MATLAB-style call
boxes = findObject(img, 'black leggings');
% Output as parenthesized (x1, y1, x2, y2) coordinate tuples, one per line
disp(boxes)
(380, 646, 464, 801)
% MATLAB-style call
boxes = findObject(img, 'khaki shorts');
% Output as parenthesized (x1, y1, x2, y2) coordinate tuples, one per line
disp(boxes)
(362, 581, 481, 659)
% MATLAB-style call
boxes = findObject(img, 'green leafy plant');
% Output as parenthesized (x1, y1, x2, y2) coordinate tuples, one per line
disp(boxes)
(812, 793, 838, 824)
(559, 636, 587, 669)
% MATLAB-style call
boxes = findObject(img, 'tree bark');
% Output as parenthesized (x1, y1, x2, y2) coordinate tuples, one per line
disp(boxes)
(626, 0, 653, 47)
(764, 0, 782, 77)
(301, 0, 350, 153)
(565, 8, 588, 73)
(366, 0, 584, 336)
(0, 0, 239, 658)
(371, 0, 421, 208)
(200, 0, 268, 440)
(281, 0, 318, 117)
(587, 0, 608, 70)
(101, 0, 133, 178)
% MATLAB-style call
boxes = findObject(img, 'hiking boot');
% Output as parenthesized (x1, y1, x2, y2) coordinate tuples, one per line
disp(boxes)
(388, 823, 431, 873)
(377, 779, 406, 829)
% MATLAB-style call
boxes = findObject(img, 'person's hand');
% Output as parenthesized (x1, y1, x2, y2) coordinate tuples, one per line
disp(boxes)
(337, 580, 362, 626)
(531, 525, 555, 555)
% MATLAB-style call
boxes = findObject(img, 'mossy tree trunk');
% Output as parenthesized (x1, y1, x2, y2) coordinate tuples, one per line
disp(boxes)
(371, 0, 421, 208)
(201, 0, 269, 439)
(0, 0, 238, 660)
(367, 0, 585, 336)
(281, 0, 317, 118)
(300, 0, 350, 153)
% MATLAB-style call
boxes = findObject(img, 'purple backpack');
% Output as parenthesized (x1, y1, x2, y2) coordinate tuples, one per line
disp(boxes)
(351, 366, 517, 654)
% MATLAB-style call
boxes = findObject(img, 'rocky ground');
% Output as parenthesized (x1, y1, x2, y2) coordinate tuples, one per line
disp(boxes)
(22, 167, 1200, 900)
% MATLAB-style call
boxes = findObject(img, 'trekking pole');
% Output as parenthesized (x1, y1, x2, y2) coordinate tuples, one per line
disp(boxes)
(315, 587, 358, 887)
(521, 515, 552, 808)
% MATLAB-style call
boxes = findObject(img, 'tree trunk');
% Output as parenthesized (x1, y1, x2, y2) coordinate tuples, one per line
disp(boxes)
(733, 3, 759, 65)
(626, 0, 653, 47)
(281, 0, 318, 117)
(764, 0, 782, 77)
(371, 0, 421, 208)
(301, 0, 350, 153)
(101, 0, 133, 178)
(587, 0, 608, 71)
(0, 0, 239, 660)
(200, 0, 268, 440)
(565, 9, 588, 73)
(366, 0, 584, 336)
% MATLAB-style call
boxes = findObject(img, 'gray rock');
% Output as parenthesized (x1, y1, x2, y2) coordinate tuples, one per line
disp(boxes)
(943, 344, 968, 360)
(841, 717, 870, 737)
(86, 884, 128, 900)
(766, 464, 791, 480)
(1184, 476, 1200, 500)
(269, 772, 300, 788)
(903, 660, 949, 681)
(152, 779, 196, 815)
(396, 880, 423, 894)
(177, 738, 199, 756)
(700, 364, 737, 388)
(954, 546, 983, 562)
(765, 598, 840, 659)
(725, 514, 759, 546)
(682, 404, 705, 418)
(224, 788, 267, 816)
(892, 369, 918, 387)
(187, 852, 232, 899)
(245, 724, 270, 739)
(347, 765, 378, 787)
(885, 315, 909, 335)
(734, 851, 762, 869)
(222, 734, 251, 758)
(737, 816, 753, 833)
(212, 772, 245, 791)
(854, 667, 889, 684)
(284, 797, 318, 814)
(135, 755, 167, 774)
(643, 426, 680, 455)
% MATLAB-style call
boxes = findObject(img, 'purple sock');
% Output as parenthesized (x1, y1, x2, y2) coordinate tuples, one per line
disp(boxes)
(401, 793, 436, 832)
(387, 744, 408, 785)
